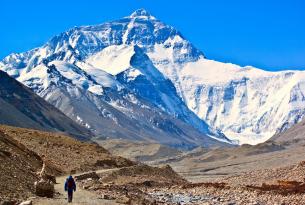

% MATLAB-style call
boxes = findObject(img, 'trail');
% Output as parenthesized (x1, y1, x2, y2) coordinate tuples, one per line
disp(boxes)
(33, 169, 121, 205)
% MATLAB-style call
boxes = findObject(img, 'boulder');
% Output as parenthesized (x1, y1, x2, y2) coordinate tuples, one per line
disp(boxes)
(34, 179, 54, 198)
(19, 200, 32, 205)
(45, 174, 56, 184)
(115, 195, 131, 204)
(1, 201, 16, 205)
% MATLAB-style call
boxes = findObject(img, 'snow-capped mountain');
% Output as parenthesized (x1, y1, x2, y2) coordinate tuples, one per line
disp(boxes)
(0, 9, 232, 148)
(0, 70, 92, 140)
(1, 9, 303, 145)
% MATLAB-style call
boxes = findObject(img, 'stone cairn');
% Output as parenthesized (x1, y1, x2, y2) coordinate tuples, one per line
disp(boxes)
(34, 161, 55, 198)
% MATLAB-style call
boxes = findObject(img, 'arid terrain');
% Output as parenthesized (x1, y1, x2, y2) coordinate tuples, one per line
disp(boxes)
(97, 120, 305, 204)
(0, 125, 134, 174)
(0, 129, 42, 202)
(0, 125, 134, 204)
(1, 122, 305, 204)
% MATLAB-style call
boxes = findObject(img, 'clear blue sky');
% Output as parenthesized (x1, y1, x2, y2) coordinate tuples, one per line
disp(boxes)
(1, 0, 305, 71)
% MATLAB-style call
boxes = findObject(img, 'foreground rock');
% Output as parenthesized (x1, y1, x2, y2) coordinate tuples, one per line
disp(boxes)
(34, 179, 54, 198)
(19, 200, 32, 205)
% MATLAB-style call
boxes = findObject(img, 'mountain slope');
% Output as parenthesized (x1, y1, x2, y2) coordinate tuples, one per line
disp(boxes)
(0, 124, 135, 203)
(154, 57, 305, 145)
(1, 57, 227, 148)
(269, 116, 305, 146)
(0, 70, 92, 140)
(0, 129, 43, 202)
(0, 10, 232, 148)
(3, 8, 302, 145)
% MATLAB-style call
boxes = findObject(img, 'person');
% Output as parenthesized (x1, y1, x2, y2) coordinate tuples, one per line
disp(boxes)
(64, 175, 76, 203)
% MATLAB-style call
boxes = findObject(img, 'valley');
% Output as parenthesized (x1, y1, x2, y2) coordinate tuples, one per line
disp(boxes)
(1, 120, 305, 204)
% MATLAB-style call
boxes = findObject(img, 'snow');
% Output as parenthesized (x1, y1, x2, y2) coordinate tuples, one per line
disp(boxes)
(122, 18, 134, 44)
(7, 69, 20, 78)
(128, 8, 156, 20)
(17, 64, 50, 90)
(150, 51, 305, 144)
(124, 68, 143, 81)
(75, 61, 122, 89)
(85, 45, 135, 75)
(175, 58, 277, 85)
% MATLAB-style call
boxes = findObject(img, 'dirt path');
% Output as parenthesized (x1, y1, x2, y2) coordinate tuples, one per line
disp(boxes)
(33, 170, 120, 205)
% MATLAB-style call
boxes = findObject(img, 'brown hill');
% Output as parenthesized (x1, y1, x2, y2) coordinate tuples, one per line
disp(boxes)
(0, 125, 134, 174)
(269, 118, 305, 146)
(0, 129, 43, 202)
(0, 125, 134, 203)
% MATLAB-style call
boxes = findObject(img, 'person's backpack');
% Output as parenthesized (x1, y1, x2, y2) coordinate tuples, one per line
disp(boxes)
(67, 178, 74, 189)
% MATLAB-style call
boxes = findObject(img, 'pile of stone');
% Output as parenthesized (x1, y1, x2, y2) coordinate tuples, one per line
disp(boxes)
(34, 162, 55, 198)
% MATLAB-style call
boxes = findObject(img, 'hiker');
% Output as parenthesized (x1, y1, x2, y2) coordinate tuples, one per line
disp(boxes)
(64, 175, 76, 203)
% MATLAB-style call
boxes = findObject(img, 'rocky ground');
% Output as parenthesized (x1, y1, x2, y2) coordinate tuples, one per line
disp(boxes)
(74, 164, 187, 204)
(94, 139, 305, 204)
(72, 161, 305, 205)
(1, 124, 305, 204)
(0, 125, 134, 204)
(0, 125, 134, 174)
(0, 129, 42, 203)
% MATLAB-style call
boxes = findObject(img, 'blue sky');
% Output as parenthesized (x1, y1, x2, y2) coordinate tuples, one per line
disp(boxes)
(1, 0, 304, 71)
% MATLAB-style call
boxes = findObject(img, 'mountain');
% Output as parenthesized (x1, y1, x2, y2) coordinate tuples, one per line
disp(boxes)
(0, 10, 232, 149)
(0, 70, 92, 140)
(269, 117, 305, 146)
(156, 58, 305, 145)
(2, 8, 303, 145)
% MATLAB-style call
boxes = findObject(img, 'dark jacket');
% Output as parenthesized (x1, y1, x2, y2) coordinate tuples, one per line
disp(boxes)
(64, 175, 76, 192)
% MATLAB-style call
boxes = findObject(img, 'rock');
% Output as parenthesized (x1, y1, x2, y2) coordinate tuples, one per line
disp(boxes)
(75, 172, 99, 181)
(70, 170, 76, 175)
(83, 185, 90, 190)
(115, 195, 131, 204)
(95, 159, 118, 167)
(143, 180, 153, 187)
(101, 194, 112, 200)
(34, 179, 54, 198)
(45, 174, 56, 184)
(19, 200, 32, 205)
(1, 201, 16, 205)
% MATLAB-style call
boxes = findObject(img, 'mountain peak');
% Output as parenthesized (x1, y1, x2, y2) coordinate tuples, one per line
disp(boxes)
(129, 9, 155, 19)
